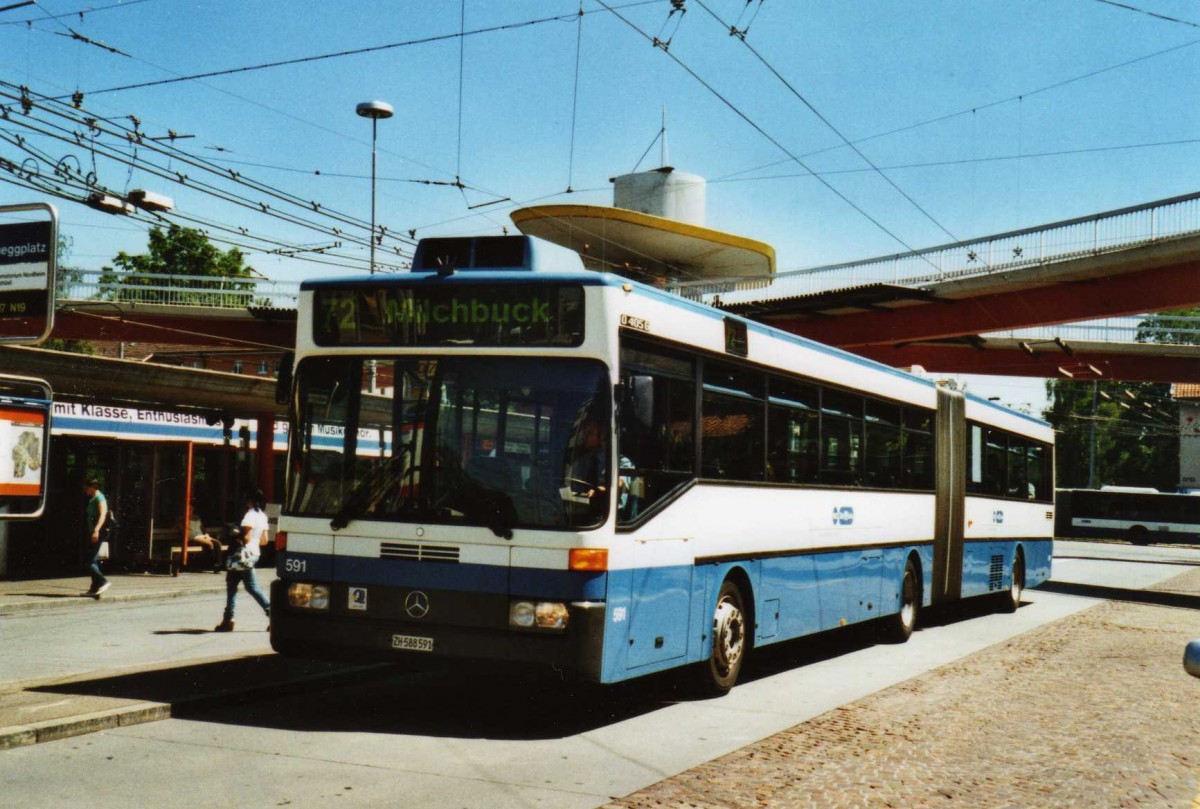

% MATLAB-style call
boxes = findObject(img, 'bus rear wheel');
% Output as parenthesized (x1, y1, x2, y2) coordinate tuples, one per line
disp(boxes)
(999, 552, 1024, 613)
(1128, 525, 1150, 546)
(704, 579, 748, 694)
(880, 557, 919, 643)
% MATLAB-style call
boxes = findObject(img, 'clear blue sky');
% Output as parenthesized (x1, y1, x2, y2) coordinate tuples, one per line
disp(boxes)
(2, 0, 1199, 406)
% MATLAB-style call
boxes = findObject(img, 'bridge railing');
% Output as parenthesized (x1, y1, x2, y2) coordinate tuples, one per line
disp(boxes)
(675, 190, 1200, 301)
(988, 315, 1200, 346)
(58, 270, 301, 310)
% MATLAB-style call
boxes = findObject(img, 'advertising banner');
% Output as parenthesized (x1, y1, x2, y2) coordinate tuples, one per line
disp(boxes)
(0, 406, 45, 497)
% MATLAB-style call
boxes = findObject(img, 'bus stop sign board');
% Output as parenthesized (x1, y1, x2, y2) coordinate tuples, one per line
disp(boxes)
(0, 203, 57, 345)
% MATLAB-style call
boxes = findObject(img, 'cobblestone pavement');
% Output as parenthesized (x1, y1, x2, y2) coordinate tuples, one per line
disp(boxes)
(605, 569, 1200, 809)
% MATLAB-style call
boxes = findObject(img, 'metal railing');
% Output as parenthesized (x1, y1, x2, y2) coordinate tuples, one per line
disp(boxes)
(988, 315, 1200, 346)
(676, 190, 1200, 302)
(58, 269, 300, 310)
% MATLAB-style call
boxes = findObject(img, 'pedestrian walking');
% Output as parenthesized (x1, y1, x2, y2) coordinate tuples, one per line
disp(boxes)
(214, 489, 271, 632)
(83, 477, 111, 598)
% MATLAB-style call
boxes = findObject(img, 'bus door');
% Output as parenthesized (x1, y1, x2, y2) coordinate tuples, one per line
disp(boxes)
(932, 387, 965, 604)
(624, 555, 693, 669)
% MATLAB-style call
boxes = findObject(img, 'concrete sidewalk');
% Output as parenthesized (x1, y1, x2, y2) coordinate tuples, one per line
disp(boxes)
(0, 568, 381, 751)
(0, 568, 276, 616)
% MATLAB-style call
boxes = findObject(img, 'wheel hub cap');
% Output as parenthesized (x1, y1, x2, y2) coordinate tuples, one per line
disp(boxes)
(713, 598, 744, 671)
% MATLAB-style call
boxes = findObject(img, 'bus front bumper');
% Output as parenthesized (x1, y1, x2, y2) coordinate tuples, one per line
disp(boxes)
(268, 579, 607, 681)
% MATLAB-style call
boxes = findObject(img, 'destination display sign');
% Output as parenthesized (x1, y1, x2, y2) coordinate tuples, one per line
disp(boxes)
(313, 284, 584, 347)
(0, 220, 52, 319)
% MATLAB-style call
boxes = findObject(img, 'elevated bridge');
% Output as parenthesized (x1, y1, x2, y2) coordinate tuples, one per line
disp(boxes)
(692, 190, 1200, 382)
(40, 190, 1200, 382)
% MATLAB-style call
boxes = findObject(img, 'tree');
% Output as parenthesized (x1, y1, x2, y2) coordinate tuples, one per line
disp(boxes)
(54, 233, 84, 300)
(1044, 307, 1200, 490)
(99, 225, 259, 307)
(45, 233, 94, 354)
(1136, 307, 1200, 344)
(1043, 379, 1177, 490)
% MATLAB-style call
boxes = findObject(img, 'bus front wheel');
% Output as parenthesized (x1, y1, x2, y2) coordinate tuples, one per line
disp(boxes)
(705, 579, 748, 694)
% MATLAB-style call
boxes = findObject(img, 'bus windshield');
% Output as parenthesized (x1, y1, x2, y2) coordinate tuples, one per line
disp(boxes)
(285, 356, 612, 533)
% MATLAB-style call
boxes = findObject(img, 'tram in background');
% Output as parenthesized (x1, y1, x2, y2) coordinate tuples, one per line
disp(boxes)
(269, 235, 1053, 692)
(1056, 486, 1200, 545)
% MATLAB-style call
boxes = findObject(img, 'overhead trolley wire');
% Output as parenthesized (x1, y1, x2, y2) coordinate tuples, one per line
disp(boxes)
(1091, 0, 1200, 29)
(693, 0, 967, 248)
(0, 112, 401, 272)
(566, 2, 585, 193)
(706, 137, 1200, 183)
(0, 82, 416, 258)
(456, 0, 467, 188)
(57, 1, 662, 100)
(596, 0, 938, 272)
(714, 34, 1200, 185)
(0, 0, 155, 26)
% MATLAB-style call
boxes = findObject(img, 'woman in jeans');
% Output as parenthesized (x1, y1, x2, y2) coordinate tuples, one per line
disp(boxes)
(214, 490, 270, 632)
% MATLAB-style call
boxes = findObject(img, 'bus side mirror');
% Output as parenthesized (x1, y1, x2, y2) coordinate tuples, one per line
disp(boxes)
(275, 351, 294, 406)
(629, 375, 655, 429)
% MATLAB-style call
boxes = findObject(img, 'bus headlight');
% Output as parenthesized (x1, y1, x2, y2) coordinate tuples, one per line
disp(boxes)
(509, 600, 569, 630)
(535, 601, 570, 630)
(288, 583, 330, 610)
(509, 600, 536, 628)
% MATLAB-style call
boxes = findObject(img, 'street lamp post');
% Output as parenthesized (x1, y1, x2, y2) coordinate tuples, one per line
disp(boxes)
(356, 100, 394, 273)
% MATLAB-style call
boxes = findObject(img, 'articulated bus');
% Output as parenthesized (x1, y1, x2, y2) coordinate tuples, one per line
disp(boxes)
(270, 235, 1054, 691)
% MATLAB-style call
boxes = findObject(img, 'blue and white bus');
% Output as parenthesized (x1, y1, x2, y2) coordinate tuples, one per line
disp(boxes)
(270, 235, 1054, 691)
(1057, 487, 1200, 545)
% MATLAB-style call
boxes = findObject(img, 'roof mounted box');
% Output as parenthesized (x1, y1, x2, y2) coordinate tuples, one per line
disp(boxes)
(412, 235, 584, 274)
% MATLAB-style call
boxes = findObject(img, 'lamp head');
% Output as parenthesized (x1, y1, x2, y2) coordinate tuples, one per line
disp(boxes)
(356, 100, 394, 120)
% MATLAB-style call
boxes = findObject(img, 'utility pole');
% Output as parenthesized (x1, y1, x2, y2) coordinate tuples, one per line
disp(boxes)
(1088, 380, 1098, 488)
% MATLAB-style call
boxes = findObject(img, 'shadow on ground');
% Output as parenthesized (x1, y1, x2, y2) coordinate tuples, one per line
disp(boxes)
(1038, 580, 1200, 610)
(26, 597, 1024, 741)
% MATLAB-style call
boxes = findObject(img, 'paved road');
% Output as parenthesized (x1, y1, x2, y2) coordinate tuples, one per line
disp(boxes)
(0, 544, 1194, 809)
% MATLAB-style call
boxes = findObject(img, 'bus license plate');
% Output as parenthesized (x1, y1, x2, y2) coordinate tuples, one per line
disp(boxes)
(391, 634, 434, 652)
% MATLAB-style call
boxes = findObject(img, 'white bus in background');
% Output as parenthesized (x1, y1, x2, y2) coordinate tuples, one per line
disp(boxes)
(270, 235, 1054, 692)
(1057, 486, 1200, 545)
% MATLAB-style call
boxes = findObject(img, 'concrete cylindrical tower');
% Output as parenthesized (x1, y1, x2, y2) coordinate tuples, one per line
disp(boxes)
(612, 167, 707, 227)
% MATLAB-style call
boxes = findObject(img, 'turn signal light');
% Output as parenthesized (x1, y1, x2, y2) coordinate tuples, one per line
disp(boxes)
(569, 548, 608, 571)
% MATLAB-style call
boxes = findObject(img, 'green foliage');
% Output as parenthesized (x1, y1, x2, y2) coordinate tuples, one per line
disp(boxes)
(54, 233, 84, 299)
(48, 234, 95, 354)
(1043, 379, 1178, 489)
(1045, 307, 1199, 490)
(41, 338, 95, 355)
(98, 225, 258, 306)
(1136, 307, 1200, 344)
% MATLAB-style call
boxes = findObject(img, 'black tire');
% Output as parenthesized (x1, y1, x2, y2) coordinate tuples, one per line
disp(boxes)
(880, 557, 920, 643)
(704, 579, 749, 694)
(999, 552, 1024, 613)
(1128, 525, 1150, 546)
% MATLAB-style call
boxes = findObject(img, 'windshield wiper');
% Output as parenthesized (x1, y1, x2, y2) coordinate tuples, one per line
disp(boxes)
(330, 444, 413, 531)
(429, 450, 517, 540)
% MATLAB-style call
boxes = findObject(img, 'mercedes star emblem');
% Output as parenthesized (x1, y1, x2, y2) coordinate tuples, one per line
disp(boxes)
(405, 590, 430, 619)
